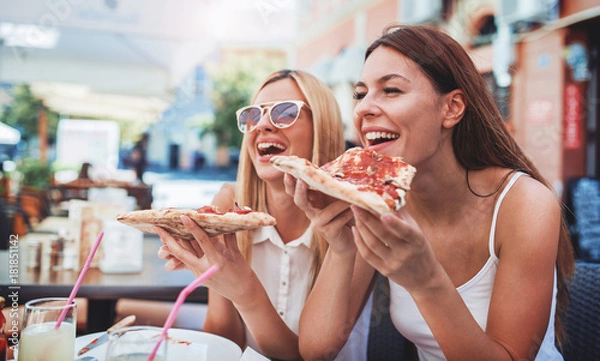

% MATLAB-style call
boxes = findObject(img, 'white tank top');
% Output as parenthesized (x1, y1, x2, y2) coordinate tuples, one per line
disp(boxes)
(389, 172, 563, 360)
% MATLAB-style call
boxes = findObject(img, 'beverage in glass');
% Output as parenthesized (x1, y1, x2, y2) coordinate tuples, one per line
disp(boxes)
(105, 326, 167, 361)
(17, 298, 76, 361)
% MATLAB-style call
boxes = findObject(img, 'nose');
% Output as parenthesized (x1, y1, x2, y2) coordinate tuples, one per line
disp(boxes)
(353, 93, 379, 124)
(255, 109, 275, 133)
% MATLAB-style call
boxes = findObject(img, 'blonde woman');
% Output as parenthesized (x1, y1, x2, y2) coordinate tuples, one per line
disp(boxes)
(157, 69, 372, 360)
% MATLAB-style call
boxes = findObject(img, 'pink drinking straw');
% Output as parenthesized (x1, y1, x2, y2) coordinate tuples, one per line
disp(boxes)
(147, 265, 219, 361)
(55, 231, 105, 330)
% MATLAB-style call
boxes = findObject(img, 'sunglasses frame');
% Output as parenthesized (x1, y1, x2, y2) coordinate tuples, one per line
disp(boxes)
(236, 100, 310, 133)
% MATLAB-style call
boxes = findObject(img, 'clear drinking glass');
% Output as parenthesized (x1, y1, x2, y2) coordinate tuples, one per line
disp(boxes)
(105, 326, 168, 361)
(17, 297, 77, 361)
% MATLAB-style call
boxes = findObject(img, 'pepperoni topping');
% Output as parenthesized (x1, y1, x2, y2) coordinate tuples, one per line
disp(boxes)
(196, 204, 255, 215)
(196, 205, 221, 214)
(321, 147, 414, 208)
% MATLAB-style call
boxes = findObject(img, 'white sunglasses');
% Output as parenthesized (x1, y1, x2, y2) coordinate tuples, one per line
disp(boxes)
(236, 100, 310, 133)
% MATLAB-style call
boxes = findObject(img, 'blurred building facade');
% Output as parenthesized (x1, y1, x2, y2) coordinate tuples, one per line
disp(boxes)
(292, 0, 600, 198)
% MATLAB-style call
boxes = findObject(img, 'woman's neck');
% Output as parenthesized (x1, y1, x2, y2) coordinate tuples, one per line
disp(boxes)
(265, 181, 311, 244)
(406, 157, 472, 226)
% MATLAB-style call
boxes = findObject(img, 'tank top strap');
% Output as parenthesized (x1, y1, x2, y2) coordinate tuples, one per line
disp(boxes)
(488, 171, 527, 258)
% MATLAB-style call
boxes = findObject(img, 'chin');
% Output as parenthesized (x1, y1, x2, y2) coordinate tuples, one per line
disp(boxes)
(255, 166, 284, 183)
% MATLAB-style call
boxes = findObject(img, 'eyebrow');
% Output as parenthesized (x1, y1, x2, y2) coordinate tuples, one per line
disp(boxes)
(355, 73, 411, 88)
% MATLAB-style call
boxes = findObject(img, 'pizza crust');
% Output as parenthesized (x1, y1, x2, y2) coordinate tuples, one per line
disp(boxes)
(116, 208, 276, 239)
(270, 155, 401, 216)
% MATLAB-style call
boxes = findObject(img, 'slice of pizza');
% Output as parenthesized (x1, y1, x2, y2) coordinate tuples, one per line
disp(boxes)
(270, 147, 416, 216)
(116, 205, 276, 240)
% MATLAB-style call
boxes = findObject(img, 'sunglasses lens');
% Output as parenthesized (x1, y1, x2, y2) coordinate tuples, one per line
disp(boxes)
(270, 102, 300, 128)
(238, 107, 262, 132)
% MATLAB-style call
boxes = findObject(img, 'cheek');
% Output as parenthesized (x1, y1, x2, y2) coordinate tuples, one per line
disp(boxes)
(353, 116, 366, 145)
(352, 111, 361, 129)
(244, 135, 257, 158)
(290, 126, 314, 158)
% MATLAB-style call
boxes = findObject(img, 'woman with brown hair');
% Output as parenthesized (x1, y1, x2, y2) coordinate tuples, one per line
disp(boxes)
(157, 69, 371, 360)
(288, 25, 574, 360)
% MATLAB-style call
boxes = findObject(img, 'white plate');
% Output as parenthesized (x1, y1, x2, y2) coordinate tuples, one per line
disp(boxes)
(75, 328, 242, 361)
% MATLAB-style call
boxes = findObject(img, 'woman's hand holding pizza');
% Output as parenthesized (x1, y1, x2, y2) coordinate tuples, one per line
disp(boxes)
(157, 235, 205, 271)
(351, 206, 443, 293)
(284, 174, 356, 255)
(155, 215, 261, 305)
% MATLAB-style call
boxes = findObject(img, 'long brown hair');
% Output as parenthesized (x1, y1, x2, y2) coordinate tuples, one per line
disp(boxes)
(235, 69, 345, 286)
(367, 24, 575, 345)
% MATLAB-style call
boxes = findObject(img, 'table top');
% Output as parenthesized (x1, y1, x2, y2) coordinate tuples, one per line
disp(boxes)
(0, 233, 207, 304)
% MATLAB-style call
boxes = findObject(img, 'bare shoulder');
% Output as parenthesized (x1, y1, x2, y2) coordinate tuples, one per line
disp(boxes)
(502, 174, 560, 213)
(496, 173, 561, 255)
(212, 182, 237, 211)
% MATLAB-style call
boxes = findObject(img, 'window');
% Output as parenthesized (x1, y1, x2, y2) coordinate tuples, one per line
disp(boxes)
(471, 15, 497, 48)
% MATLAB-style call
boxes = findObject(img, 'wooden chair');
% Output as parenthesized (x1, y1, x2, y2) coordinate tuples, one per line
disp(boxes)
(16, 187, 51, 226)
(0, 198, 32, 244)
(561, 261, 600, 361)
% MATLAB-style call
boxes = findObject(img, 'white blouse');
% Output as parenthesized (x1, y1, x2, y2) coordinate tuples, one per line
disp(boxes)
(247, 225, 371, 361)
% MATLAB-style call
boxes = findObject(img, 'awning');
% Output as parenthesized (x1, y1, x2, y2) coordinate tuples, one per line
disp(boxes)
(518, 6, 600, 42)
(0, 122, 21, 144)
(0, 0, 300, 122)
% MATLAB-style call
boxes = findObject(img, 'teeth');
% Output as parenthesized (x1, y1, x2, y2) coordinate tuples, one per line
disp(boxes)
(365, 132, 399, 141)
(257, 142, 286, 150)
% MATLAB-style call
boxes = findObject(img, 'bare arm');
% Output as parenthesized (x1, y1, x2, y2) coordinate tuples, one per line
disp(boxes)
(158, 223, 302, 360)
(233, 278, 303, 360)
(203, 289, 246, 348)
(300, 249, 375, 360)
(203, 277, 302, 360)
(212, 182, 236, 211)
(353, 177, 560, 360)
(285, 175, 375, 360)
(157, 182, 302, 359)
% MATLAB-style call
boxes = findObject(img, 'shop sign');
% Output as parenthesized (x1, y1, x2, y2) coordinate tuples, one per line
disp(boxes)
(564, 83, 582, 150)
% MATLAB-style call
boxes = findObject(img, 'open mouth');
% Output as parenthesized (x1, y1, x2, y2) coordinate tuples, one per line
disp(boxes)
(257, 142, 287, 157)
(365, 131, 400, 146)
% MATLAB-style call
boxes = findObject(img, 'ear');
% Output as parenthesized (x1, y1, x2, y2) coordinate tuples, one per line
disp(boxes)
(442, 89, 466, 128)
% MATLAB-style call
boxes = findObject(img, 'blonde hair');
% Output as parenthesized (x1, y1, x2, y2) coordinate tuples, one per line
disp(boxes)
(235, 69, 345, 285)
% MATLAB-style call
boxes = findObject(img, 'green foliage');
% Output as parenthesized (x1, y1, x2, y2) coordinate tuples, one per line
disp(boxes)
(114, 119, 151, 145)
(18, 158, 54, 190)
(206, 53, 285, 147)
(0, 84, 60, 142)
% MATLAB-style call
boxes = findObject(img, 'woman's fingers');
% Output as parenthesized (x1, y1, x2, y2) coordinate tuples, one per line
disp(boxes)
(180, 215, 221, 259)
(291, 177, 311, 210)
(155, 226, 199, 267)
(311, 201, 352, 229)
(352, 207, 414, 247)
(189, 237, 205, 258)
(283, 173, 297, 197)
(157, 245, 173, 260)
(155, 226, 204, 265)
(352, 212, 388, 265)
(222, 233, 241, 261)
(165, 257, 186, 271)
(353, 225, 377, 256)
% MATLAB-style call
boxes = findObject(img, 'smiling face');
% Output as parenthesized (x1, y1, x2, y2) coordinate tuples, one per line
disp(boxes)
(353, 46, 452, 167)
(244, 78, 314, 182)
